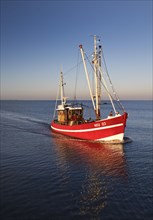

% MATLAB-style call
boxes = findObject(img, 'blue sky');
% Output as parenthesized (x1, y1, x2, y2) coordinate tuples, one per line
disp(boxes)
(1, 0, 152, 100)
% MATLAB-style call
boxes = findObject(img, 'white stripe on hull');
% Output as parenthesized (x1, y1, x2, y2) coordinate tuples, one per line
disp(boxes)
(96, 133, 124, 142)
(51, 123, 123, 133)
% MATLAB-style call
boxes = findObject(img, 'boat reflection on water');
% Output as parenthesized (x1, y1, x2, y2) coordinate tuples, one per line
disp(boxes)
(51, 133, 128, 216)
(52, 133, 127, 177)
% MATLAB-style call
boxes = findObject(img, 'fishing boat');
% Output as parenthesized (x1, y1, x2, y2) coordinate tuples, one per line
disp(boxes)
(51, 36, 128, 142)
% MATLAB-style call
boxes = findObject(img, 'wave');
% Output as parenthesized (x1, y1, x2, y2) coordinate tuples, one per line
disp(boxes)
(0, 110, 49, 126)
(0, 110, 51, 137)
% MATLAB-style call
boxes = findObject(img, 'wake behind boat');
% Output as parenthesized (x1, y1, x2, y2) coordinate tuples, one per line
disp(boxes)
(51, 36, 128, 142)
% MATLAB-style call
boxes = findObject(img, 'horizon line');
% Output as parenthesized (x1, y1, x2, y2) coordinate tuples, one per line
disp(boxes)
(0, 99, 153, 101)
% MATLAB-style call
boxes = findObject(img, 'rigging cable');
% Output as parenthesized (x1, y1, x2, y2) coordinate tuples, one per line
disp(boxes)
(53, 81, 60, 119)
(84, 52, 125, 112)
(101, 47, 125, 111)
(73, 49, 80, 100)
(64, 52, 93, 76)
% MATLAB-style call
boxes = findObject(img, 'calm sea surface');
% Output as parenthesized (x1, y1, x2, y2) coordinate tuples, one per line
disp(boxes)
(0, 100, 152, 220)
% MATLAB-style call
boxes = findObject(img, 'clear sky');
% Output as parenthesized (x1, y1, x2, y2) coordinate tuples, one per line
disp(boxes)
(1, 0, 152, 100)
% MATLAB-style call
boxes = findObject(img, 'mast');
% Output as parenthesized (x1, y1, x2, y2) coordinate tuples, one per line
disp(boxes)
(79, 36, 102, 120)
(93, 35, 101, 120)
(60, 70, 66, 107)
(53, 70, 65, 119)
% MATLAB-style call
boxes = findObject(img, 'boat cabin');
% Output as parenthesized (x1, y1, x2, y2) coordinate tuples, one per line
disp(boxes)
(56, 105, 84, 125)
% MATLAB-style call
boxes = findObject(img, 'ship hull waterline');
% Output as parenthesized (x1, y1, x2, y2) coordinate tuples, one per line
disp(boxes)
(51, 112, 128, 143)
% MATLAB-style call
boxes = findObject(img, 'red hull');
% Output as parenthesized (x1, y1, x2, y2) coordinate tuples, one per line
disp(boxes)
(51, 112, 128, 142)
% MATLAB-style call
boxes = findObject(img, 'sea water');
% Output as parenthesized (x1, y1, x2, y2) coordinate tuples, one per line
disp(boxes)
(0, 100, 152, 220)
